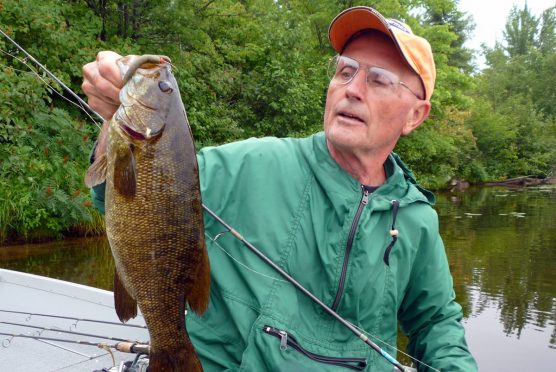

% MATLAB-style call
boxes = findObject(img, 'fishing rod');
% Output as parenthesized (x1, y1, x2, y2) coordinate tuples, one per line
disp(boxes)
(0, 331, 116, 349)
(0, 320, 135, 342)
(0, 331, 151, 372)
(0, 28, 104, 123)
(0, 332, 150, 355)
(0, 30, 418, 372)
(203, 204, 411, 372)
(0, 309, 147, 329)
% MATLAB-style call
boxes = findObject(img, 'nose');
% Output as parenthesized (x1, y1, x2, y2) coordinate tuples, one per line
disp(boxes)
(344, 69, 367, 101)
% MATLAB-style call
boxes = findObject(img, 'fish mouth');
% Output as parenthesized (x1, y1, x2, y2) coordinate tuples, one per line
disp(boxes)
(121, 124, 147, 141)
(120, 123, 164, 141)
(116, 106, 166, 142)
(121, 55, 171, 85)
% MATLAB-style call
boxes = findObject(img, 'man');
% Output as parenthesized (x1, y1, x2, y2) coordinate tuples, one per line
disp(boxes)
(83, 6, 477, 371)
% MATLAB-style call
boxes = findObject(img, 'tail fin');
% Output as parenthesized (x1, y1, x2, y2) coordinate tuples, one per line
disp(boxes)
(148, 335, 203, 372)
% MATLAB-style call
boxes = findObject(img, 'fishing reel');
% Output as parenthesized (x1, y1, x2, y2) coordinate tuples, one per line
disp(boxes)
(93, 342, 151, 372)
(94, 353, 149, 372)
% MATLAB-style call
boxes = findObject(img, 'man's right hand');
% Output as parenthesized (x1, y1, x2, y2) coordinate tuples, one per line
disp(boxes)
(82, 51, 123, 121)
(82, 51, 123, 159)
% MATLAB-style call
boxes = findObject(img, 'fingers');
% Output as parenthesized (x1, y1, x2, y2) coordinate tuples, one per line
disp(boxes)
(82, 51, 123, 120)
(83, 91, 120, 121)
(97, 51, 124, 87)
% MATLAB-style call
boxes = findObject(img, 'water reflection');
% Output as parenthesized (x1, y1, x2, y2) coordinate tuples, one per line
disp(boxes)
(0, 236, 115, 290)
(0, 186, 555, 369)
(436, 186, 556, 370)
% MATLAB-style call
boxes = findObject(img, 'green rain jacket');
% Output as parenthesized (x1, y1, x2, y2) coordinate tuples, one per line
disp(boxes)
(91, 132, 477, 371)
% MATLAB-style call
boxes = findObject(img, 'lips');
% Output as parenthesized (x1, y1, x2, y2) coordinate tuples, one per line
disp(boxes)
(337, 109, 365, 124)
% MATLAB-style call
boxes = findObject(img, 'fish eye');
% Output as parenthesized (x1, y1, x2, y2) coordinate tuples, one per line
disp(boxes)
(158, 80, 173, 93)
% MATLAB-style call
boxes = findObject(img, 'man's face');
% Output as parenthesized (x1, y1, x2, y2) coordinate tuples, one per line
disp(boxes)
(324, 32, 428, 159)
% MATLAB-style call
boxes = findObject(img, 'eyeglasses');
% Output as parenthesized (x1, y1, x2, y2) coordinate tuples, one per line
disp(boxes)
(327, 55, 423, 100)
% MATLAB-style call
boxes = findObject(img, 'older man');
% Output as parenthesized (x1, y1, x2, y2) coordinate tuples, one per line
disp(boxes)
(83, 6, 477, 371)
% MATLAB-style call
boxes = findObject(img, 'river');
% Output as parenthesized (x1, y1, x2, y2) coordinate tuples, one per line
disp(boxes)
(1, 186, 555, 370)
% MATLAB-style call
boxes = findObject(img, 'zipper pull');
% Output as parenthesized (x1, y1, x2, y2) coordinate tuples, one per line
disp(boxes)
(361, 187, 370, 205)
(279, 330, 288, 351)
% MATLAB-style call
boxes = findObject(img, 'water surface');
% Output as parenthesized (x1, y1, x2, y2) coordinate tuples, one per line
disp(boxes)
(1, 186, 555, 370)
(437, 186, 556, 371)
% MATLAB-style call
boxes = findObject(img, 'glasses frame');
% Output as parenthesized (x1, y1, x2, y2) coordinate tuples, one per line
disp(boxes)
(328, 55, 423, 100)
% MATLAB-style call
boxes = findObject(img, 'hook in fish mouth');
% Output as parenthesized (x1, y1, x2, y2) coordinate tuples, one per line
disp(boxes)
(121, 55, 171, 85)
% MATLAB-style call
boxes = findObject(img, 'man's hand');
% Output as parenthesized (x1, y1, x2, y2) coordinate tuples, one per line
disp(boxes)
(82, 51, 123, 159)
(82, 51, 123, 121)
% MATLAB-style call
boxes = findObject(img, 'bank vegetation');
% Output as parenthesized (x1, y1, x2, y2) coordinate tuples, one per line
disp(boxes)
(1, 0, 555, 243)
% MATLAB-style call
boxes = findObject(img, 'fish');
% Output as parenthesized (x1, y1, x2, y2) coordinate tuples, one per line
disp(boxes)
(85, 54, 210, 371)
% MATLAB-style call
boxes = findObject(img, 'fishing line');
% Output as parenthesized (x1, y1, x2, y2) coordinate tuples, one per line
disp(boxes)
(1, 335, 114, 372)
(0, 28, 105, 124)
(0, 310, 147, 329)
(0, 331, 115, 349)
(351, 324, 440, 372)
(0, 331, 121, 369)
(0, 321, 134, 342)
(0, 332, 150, 356)
(202, 204, 413, 372)
(205, 229, 431, 370)
(0, 47, 102, 129)
(205, 231, 289, 283)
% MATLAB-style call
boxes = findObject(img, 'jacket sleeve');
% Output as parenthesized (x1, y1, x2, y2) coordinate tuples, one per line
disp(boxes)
(398, 212, 478, 372)
(88, 142, 106, 215)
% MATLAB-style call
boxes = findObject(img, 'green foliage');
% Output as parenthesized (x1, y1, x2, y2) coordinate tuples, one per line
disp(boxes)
(468, 4, 556, 181)
(0, 107, 98, 242)
(504, 4, 539, 57)
(0, 0, 102, 242)
(397, 109, 478, 188)
(2, 0, 555, 242)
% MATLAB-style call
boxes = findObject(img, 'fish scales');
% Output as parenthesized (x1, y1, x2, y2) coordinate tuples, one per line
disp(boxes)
(86, 55, 210, 371)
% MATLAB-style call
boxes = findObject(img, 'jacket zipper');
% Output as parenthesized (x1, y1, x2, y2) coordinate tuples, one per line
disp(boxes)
(263, 325, 368, 371)
(331, 186, 370, 311)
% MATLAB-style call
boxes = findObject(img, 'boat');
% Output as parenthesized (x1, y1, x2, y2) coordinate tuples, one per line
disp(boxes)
(0, 268, 149, 371)
(0, 268, 418, 372)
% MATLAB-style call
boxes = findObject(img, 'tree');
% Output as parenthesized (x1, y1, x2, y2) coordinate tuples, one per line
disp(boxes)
(504, 4, 538, 57)
(468, 4, 556, 180)
(539, 7, 556, 55)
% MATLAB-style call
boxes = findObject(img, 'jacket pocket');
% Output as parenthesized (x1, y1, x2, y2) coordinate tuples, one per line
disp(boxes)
(263, 325, 368, 371)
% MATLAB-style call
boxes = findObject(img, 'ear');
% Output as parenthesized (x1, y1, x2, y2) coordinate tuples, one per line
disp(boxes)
(402, 100, 431, 136)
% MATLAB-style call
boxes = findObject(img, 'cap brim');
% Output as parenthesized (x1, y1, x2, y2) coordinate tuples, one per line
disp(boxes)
(329, 7, 391, 53)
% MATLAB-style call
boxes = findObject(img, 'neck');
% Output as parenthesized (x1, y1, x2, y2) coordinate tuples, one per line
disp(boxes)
(327, 141, 388, 186)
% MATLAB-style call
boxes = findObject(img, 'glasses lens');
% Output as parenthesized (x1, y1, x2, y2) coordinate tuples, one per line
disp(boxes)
(367, 67, 399, 91)
(328, 56, 359, 84)
(328, 56, 416, 97)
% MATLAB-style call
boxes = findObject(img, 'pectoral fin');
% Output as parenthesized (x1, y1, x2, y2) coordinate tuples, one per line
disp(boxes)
(114, 144, 136, 197)
(84, 153, 107, 187)
(114, 269, 138, 323)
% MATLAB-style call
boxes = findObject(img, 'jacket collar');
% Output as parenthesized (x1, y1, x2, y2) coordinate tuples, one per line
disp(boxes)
(307, 132, 435, 209)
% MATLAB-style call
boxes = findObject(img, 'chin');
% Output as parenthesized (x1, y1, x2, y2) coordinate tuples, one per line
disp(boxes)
(326, 133, 362, 153)
(327, 122, 360, 142)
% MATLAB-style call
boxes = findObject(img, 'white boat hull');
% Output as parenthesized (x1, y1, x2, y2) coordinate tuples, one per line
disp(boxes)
(0, 269, 149, 371)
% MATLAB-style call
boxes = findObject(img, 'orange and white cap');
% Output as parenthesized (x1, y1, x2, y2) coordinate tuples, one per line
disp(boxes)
(329, 6, 436, 101)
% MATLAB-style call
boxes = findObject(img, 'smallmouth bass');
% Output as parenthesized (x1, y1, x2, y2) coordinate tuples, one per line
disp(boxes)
(86, 55, 210, 371)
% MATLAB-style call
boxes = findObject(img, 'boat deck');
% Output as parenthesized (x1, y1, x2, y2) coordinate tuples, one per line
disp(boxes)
(0, 269, 149, 371)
